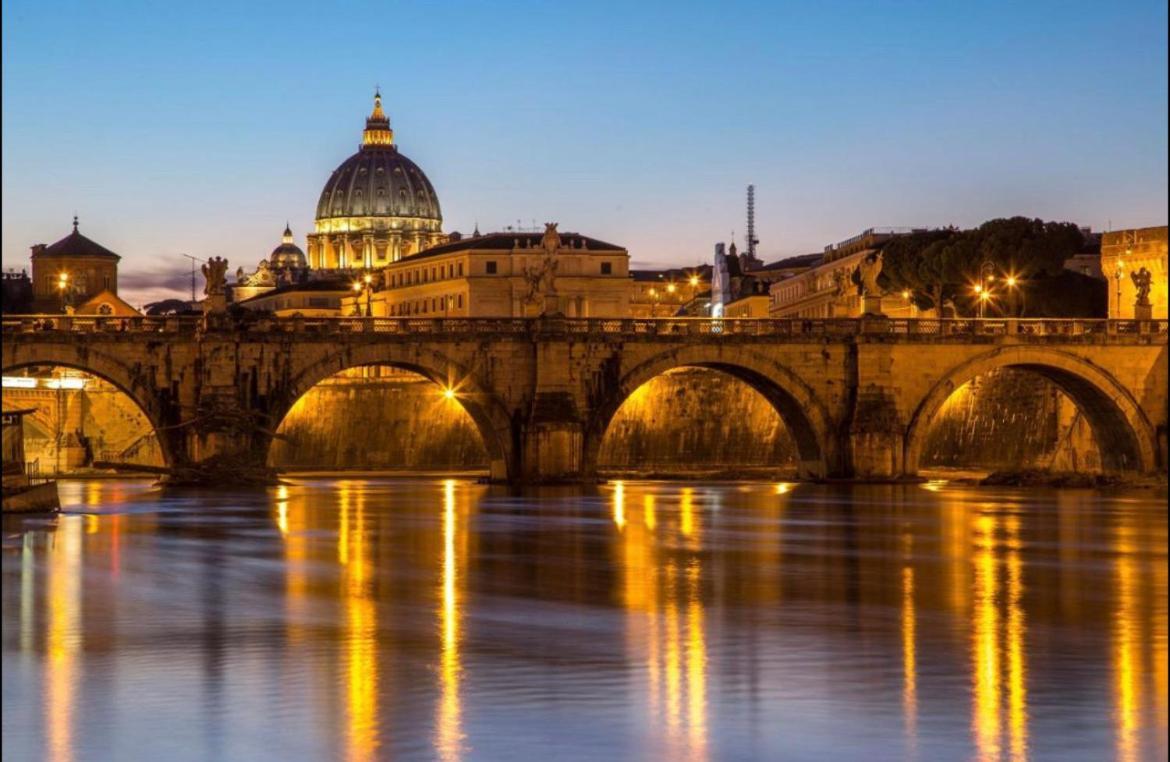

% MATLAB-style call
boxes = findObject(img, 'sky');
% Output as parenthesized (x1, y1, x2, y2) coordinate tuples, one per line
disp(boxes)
(3, 0, 1167, 306)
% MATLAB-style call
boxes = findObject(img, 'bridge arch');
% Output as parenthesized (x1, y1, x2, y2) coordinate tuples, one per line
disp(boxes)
(1, 346, 177, 468)
(904, 346, 1158, 475)
(277, 344, 514, 480)
(583, 345, 835, 478)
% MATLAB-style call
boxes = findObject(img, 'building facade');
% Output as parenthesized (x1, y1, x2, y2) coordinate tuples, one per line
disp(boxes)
(1101, 225, 1167, 319)
(28, 218, 121, 313)
(769, 229, 925, 319)
(306, 91, 445, 270)
(343, 225, 631, 318)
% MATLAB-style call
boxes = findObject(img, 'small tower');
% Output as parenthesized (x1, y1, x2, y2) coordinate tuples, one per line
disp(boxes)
(362, 88, 394, 148)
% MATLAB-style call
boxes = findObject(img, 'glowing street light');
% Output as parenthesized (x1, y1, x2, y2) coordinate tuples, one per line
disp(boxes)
(442, 386, 457, 401)
(57, 271, 70, 312)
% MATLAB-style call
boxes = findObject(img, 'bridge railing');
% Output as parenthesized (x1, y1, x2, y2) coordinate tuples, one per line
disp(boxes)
(3, 314, 1167, 338)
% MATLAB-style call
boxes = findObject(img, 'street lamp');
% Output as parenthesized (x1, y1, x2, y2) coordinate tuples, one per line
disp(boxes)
(351, 280, 363, 316)
(57, 272, 69, 312)
(1003, 274, 1024, 317)
(363, 273, 373, 317)
(975, 260, 997, 318)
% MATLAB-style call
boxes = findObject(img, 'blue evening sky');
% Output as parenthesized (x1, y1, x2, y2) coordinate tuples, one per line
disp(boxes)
(2, 0, 1166, 304)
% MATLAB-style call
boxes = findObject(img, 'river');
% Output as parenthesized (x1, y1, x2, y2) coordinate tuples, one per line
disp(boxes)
(2, 478, 1166, 761)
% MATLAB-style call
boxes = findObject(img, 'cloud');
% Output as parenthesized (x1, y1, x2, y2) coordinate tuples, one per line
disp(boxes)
(117, 266, 196, 293)
(116, 266, 199, 309)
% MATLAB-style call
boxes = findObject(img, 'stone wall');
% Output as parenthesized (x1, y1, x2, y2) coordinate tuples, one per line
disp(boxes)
(270, 374, 489, 469)
(2, 378, 164, 473)
(597, 369, 796, 471)
(920, 368, 1100, 471)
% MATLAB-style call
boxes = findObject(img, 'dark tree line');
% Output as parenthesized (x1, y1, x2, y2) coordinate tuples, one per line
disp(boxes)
(878, 217, 1104, 317)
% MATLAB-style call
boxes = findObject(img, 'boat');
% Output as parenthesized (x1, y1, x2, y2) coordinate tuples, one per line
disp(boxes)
(2, 409, 60, 514)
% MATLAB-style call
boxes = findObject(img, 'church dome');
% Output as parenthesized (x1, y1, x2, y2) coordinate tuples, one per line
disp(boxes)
(314, 91, 442, 224)
(270, 224, 307, 268)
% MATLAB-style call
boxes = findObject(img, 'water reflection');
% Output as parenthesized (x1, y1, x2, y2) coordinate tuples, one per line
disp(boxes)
(46, 517, 82, 762)
(613, 484, 708, 760)
(436, 479, 464, 761)
(2, 479, 1166, 761)
(340, 481, 379, 762)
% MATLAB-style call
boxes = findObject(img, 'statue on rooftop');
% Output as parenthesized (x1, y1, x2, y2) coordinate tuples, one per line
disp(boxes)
(541, 222, 562, 255)
(1131, 266, 1153, 307)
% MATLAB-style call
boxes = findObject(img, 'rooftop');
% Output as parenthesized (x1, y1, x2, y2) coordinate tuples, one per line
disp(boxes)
(401, 231, 625, 262)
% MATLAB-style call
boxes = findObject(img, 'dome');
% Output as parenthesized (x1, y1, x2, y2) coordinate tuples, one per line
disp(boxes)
(270, 223, 307, 269)
(314, 92, 442, 224)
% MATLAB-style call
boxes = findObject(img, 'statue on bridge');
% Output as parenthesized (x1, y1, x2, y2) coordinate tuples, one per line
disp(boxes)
(857, 252, 884, 297)
(522, 254, 559, 315)
(1131, 266, 1153, 307)
(201, 257, 229, 297)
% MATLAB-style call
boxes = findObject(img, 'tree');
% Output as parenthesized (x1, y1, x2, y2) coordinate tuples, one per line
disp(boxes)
(878, 217, 1089, 316)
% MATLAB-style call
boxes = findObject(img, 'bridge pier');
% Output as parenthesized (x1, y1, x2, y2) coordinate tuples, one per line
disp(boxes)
(846, 386, 908, 480)
(519, 392, 585, 482)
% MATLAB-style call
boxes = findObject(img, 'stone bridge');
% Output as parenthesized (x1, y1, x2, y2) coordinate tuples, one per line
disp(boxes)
(3, 315, 1167, 483)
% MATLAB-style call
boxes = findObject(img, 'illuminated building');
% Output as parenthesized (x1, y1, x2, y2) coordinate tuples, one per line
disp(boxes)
(27, 217, 138, 315)
(306, 90, 445, 270)
(344, 226, 631, 318)
(629, 266, 711, 317)
(232, 224, 312, 303)
(234, 277, 355, 317)
(1101, 226, 1167, 319)
(768, 228, 928, 318)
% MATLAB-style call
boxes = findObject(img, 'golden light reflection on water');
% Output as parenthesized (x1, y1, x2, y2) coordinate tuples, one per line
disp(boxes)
(968, 511, 1029, 762)
(46, 517, 82, 762)
(339, 481, 379, 762)
(615, 483, 709, 760)
(901, 533, 918, 756)
(972, 514, 1003, 761)
(7, 479, 1167, 761)
(436, 479, 465, 761)
(1113, 523, 1141, 762)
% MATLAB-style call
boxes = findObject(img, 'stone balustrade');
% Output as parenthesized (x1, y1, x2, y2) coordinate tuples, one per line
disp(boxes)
(3, 315, 1167, 341)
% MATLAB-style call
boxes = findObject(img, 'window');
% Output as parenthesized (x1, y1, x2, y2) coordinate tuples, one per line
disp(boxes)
(486, 261, 497, 274)
(600, 262, 612, 275)
(457, 294, 463, 308)
(458, 263, 464, 276)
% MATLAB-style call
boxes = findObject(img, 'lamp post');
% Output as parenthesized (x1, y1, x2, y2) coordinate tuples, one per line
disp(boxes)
(975, 260, 997, 318)
(1003, 274, 1024, 317)
(57, 272, 69, 313)
(351, 280, 363, 316)
(363, 273, 373, 317)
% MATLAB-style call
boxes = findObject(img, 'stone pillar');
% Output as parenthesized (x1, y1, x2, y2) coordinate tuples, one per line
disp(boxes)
(1135, 303, 1153, 321)
(862, 294, 884, 316)
(521, 393, 584, 481)
(520, 325, 585, 481)
(847, 385, 905, 479)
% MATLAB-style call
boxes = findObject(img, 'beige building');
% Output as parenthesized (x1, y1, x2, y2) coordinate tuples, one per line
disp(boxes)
(769, 229, 924, 318)
(724, 294, 771, 317)
(307, 91, 445, 270)
(29, 217, 121, 313)
(235, 279, 354, 317)
(1101, 225, 1167, 319)
(628, 268, 708, 317)
(344, 225, 631, 318)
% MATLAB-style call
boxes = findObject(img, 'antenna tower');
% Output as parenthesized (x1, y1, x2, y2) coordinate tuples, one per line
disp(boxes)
(746, 184, 759, 259)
